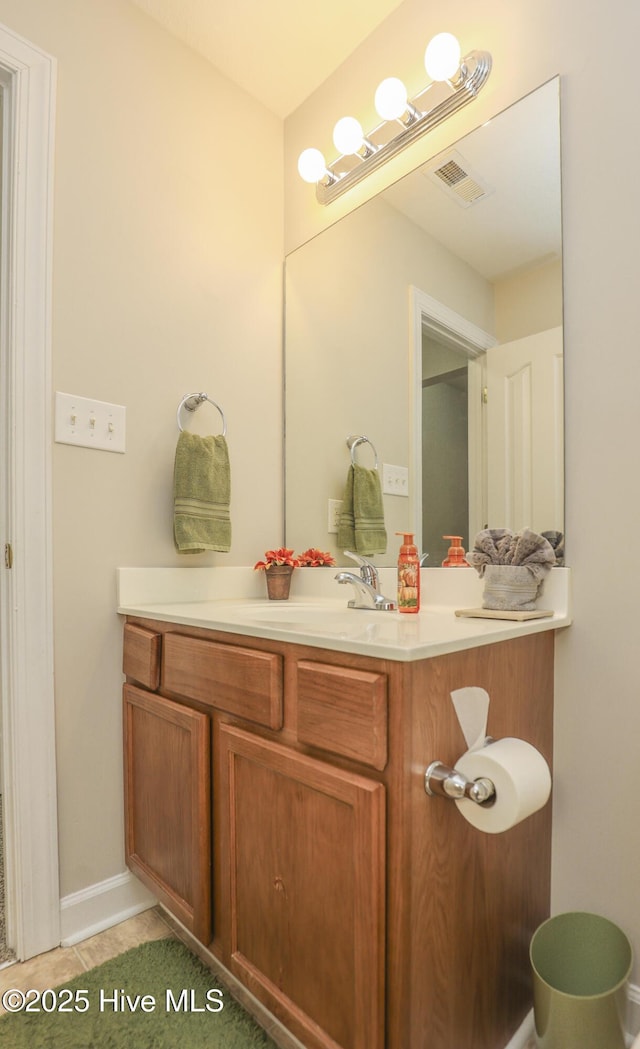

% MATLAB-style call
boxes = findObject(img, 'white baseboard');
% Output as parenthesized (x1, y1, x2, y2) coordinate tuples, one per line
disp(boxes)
(505, 1010, 534, 1048)
(627, 982, 640, 1046)
(60, 870, 156, 946)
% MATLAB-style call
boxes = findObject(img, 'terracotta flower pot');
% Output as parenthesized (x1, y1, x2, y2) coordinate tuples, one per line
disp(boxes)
(265, 565, 294, 600)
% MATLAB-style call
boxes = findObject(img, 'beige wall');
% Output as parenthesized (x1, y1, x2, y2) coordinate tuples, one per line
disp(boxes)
(494, 259, 563, 343)
(0, 0, 283, 896)
(285, 0, 640, 984)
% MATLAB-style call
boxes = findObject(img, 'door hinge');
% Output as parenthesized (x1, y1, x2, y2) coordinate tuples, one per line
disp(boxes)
(4, 542, 13, 569)
(482, 386, 488, 404)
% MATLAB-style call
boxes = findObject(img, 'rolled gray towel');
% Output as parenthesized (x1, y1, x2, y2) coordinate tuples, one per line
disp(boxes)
(466, 527, 555, 580)
(465, 528, 512, 575)
(509, 528, 556, 579)
(542, 530, 565, 566)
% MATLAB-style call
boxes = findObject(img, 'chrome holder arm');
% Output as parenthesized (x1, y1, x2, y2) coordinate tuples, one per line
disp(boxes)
(176, 392, 227, 435)
(425, 760, 495, 805)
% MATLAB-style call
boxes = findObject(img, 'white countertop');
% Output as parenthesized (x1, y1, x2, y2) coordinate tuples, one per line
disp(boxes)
(117, 566, 571, 662)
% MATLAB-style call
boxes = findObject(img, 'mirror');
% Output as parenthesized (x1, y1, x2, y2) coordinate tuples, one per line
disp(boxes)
(284, 79, 563, 567)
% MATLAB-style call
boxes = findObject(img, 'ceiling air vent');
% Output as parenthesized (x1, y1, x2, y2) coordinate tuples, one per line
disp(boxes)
(423, 150, 493, 208)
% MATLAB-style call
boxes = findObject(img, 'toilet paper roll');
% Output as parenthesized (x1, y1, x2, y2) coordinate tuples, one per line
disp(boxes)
(454, 737, 551, 834)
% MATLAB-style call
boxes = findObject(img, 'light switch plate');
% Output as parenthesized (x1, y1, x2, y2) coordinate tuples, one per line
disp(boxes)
(55, 392, 126, 453)
(382, 463, 409, 497)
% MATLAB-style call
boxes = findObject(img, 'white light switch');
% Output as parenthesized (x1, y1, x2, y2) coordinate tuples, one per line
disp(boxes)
(55, 392, 126, 453)
(382, 463, 409, 497)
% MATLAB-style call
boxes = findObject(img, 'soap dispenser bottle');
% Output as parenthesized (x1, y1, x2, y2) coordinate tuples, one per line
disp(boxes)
(396, 532, 420, 613)
(441, 535, 470, 567)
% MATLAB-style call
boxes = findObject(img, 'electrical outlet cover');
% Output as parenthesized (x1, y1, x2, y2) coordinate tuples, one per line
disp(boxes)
(328, 498, 343, 533)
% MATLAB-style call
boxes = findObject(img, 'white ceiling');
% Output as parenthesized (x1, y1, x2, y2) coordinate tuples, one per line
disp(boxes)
(129, 0, 405, 117)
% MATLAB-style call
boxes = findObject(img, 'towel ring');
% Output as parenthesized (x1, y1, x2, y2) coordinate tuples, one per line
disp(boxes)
(177, 392, 227, 435)
(347, 434, 378, 469)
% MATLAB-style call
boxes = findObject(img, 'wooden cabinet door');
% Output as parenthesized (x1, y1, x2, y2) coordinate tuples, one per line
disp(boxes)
(123, 683, 211, 943)
(219, 723, 385, 1049)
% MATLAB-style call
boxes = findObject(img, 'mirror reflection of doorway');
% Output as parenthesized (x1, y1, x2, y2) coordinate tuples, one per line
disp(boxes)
(421, 335, 470, 564)
(420, 323, 564, 565)
(485, 326, 564, 535)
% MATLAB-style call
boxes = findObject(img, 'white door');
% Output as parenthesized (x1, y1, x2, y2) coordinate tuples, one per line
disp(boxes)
(486, 326, 563, 533)
(0, 27, 59, 961)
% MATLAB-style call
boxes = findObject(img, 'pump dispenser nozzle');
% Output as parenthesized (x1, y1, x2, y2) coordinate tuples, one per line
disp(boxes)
(442, 535, 470, 568)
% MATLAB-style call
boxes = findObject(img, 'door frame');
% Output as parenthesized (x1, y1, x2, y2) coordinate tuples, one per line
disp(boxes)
(409, 286, 496, 547)
(0, 23, 59, 959)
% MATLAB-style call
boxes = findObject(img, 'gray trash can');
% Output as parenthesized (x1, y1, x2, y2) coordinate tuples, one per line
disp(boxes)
(530, 912, 632, 1049)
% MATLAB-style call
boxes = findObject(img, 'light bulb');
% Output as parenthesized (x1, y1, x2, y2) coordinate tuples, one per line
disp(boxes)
(424, 32, 461, 81)
(297, 147, 327, 184)
(333, 116, 365, 156)
(374, 77, 409, 121)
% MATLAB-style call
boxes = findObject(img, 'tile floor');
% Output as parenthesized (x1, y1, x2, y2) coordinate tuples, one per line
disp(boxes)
(0, 906, 304, 1047)
(0, 907, 174, 1015)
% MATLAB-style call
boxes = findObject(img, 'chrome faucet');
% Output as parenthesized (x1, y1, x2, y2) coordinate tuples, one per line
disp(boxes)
(335, 551, 397, 611)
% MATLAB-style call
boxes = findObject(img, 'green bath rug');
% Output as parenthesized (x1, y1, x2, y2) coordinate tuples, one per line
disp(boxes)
(0, 936, 278, 1048)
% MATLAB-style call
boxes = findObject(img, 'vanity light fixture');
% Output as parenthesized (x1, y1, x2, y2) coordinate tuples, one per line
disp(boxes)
(297, 32, 491, 205)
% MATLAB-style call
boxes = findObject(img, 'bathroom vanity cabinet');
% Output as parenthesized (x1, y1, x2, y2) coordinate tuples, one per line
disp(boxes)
(122, 615, 554, 1049)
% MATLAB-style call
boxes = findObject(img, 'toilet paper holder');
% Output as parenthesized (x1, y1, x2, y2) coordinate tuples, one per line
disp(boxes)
(425, 760, 496, 805)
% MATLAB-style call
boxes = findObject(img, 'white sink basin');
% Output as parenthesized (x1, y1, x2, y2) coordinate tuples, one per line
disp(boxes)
(221, 599, 395, 637)
(233, 601, 373, 625)
(237, 601, 348, 617)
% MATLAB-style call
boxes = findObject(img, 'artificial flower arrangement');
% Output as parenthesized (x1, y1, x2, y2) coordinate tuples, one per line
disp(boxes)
(253, 547, 299, 571)
(253, 547, 336, 570)
(297, 547, 337, 567)
(254, 547, 336, 600)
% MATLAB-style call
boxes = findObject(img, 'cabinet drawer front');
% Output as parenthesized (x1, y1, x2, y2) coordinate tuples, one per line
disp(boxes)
(163, 633, 283, 729)
(123, 623, 161, 690)
(297, 661, 388, 770)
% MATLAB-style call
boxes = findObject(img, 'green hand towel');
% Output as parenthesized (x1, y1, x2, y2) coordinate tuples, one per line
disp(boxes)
(336, 466, 356, 552)
(173, 431, 231, 553)
(336, 464, 387, 556)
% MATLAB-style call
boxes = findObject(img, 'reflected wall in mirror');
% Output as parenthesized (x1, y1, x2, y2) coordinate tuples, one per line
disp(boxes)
(285, 78, 563, 567)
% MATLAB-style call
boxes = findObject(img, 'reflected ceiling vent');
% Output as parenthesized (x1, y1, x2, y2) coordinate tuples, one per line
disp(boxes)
(423, 149, 493, 207)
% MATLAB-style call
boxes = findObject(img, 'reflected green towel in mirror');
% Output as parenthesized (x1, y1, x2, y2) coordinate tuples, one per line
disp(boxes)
(337, 464, 387, 556)
(173, 431, 231, 553)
